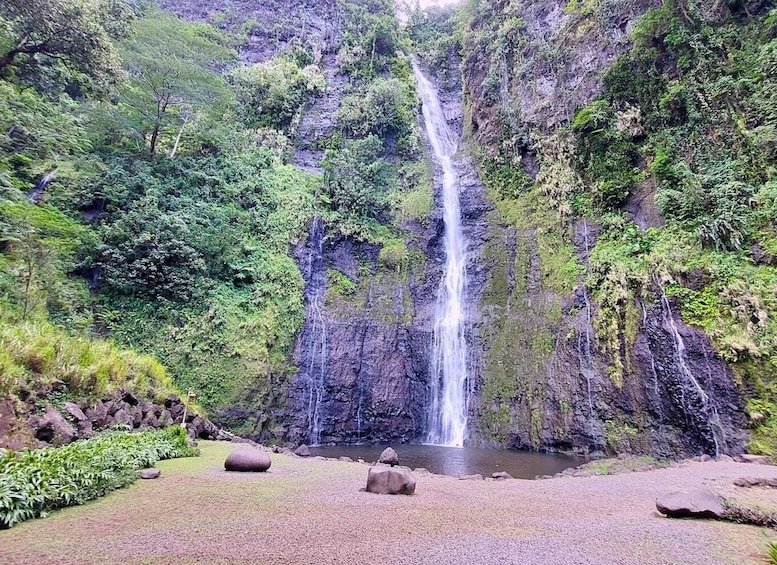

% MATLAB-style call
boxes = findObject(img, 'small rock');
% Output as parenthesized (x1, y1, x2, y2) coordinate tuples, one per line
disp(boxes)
(224, 447, 272, 472)
(140, 468, 161, 479)
(716, 455, 734, 463)
(459, 474, 483, 481)
(366, 466, 416, 495)
(655, 488, 724, 519)
(294, 444, 311, 457)
(414, 468, 430, 475)
(378, 447, 399, 466)
(699, 454, 712, 462)
(492, 471, 513, 480)
(339, 456, 354, 462)
(739, 454, 773, 465)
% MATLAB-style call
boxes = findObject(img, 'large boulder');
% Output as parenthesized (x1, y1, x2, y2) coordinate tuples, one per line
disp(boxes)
(294, 444, 311, 457)
(366, 465, 416, 495)
(224, 447, 272, 472)
(378, 447, 399, 466)
(31, 406, 76, 446)
(656, 489, 724, 519)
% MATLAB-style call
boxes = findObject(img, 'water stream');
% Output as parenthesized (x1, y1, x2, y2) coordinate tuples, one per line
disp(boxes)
(413, 61, 469, 448)
(660, 292, 725, 455)
(304, 215, 327, 445)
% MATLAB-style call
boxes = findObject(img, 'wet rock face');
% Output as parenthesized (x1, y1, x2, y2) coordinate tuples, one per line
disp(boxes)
(634, 298, 747, 457)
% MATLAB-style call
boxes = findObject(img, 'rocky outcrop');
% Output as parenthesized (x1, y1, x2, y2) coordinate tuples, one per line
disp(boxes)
(0, 388, 222, 450)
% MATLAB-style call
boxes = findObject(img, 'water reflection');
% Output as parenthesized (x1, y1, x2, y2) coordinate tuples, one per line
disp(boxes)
(308, 444, 587, 479)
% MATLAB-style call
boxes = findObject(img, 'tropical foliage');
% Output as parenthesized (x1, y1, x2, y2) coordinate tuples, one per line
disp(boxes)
(0, 427, 196, 529)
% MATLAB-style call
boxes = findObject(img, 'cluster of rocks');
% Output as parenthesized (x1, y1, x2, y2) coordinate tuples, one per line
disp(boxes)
(8, 389, 222, 448)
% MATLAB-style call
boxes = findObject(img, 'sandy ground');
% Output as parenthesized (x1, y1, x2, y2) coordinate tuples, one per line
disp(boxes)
(2, 441, 777, 565)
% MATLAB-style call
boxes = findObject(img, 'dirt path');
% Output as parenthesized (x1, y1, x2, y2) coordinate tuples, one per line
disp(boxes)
(2, 442, 776, 564)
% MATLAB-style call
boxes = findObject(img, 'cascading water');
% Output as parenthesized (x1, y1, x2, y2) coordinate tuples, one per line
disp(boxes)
(660, 292, 725, 456)
(413, 60, 469, 448)
(303, 215, 327, 445)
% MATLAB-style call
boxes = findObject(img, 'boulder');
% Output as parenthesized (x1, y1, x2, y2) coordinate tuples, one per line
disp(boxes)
(121, 390, 139, 406)
(492, 471, 513, 480)
(655, 489, 724, 519)
(739, 454, 773, 465)
(224, 447, 272, 472)
(63, 402, 87, 422)
(378, 447, 399, 466)
(113, 409, 132, 426)
(366, 465, 416, 495)
(459, 474, 484, 481)
(339, 457, 354, 462)
(140, 468, 161, 479)
(294, 444, 311, 457)
(32, 406, 76, 446)
(86, 401, 110, 429)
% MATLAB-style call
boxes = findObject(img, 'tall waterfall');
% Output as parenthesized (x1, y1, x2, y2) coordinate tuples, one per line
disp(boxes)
(413, 61, 469, 448)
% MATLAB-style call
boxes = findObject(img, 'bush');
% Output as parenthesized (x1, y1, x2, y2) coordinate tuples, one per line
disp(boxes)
(0, 427, 197, 528)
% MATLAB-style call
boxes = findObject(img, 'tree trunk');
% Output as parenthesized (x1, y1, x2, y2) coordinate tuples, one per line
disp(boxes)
(169, 116, 189, 159)
(0, 50, 20, 76)
(149, 124, 160, 159)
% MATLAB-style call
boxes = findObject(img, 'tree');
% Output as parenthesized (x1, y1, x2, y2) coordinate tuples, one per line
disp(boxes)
(117, 10, 233, 158)
(0, 0, 132, 83)
(0, 199, 90, 320)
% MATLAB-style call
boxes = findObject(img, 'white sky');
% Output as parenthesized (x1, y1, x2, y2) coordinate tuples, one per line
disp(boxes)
(417, 0, 462, 6)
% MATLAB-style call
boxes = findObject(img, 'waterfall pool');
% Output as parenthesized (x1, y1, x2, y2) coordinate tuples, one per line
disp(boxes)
(308, 444, 588, 479)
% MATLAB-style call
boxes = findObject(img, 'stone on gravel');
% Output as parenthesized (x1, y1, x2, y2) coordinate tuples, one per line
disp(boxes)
(366, 466, 416, 495)
(295, 444, 311, 457)
(459, 474, 483, 481)
(739, 454, 773, 465)
(140, 468, 161, 479)
(339, 456, 354, 462)
(492, 471, 513, 480)
(655, 488, 724, 519)
(378, 447, 399, 466)
(224, 447, 272, 472)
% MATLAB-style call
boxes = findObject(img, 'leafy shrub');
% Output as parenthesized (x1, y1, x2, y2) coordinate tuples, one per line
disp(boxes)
(229, 57, 324, 130)
(0, 427, 196, 528)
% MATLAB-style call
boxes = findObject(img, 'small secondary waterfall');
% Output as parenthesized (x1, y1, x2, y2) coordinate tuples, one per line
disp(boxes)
(303, 215, 327, 445)
(660, 292, 725, 456)
(413, 61, 469, 448)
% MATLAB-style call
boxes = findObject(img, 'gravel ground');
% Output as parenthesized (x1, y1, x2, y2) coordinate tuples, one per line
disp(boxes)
(2, 442, 776, 565)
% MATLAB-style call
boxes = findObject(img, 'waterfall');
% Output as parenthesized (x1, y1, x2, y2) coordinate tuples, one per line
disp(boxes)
(413, 60, 469, 448)
(577, 220, 598, 442)
(303, 215, 327, 445)
(659, 292, 725, 456)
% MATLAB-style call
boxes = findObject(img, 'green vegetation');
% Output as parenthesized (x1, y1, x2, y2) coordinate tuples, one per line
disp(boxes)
(0, 427, 196, 528)
(0, 0, 425, 436)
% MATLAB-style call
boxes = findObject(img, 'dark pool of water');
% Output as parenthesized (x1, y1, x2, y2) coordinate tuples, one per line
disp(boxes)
(308, 444, 588, 479)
